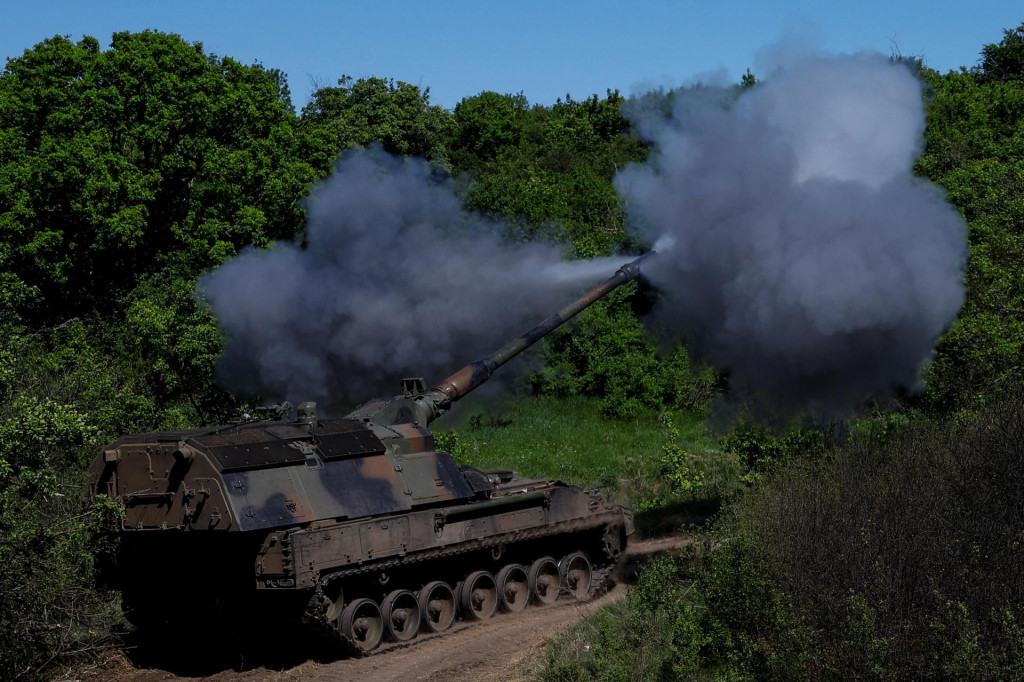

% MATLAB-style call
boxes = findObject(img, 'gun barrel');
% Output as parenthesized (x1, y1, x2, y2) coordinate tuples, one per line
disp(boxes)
(434, 251, 655, 403)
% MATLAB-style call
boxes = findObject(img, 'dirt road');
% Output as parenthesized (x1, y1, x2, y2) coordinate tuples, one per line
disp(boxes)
(97, 535, 686, 682)
(304, 583, 622, 682)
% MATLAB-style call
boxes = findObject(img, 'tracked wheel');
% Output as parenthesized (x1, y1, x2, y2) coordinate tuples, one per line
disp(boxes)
(561, 552, 593, 601)
(340, 598, 384, 652)
(323, 585, 345, 624)
(495, 563, 530, 613)
(382, 589, 421, 642)
(418, 581, 457, 633)
(528, 556, 561, 605)
(459, 570, 498, 621)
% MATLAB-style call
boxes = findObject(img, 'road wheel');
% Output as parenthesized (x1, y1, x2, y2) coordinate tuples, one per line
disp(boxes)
(418, 581, 456, 633)
(527, 556, 560, 605)
(495, 563, 529, 613)
(340, 597, 384, 652)
(459, 570, 498, 620)
(382, 589, 421, 642)
(561, 552, 593, 601)
(324, 584, 345, 624)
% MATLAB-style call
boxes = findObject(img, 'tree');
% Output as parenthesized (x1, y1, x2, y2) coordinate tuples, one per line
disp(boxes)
(0, 31, 316, 325)
(450, 91, 529, 169)
(299, 75, 453, 168)
(450, 90, 647, 257)
(916, 64, 1024, 411)
(977, 22, 1024, 83)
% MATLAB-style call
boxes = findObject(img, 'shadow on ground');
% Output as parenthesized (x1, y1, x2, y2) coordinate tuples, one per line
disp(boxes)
(122, 624, 344, 677)
(634, 498, 720, 537)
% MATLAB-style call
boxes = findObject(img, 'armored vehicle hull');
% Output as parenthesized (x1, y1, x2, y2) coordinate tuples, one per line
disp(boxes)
(92, 417, 632, 651)
(91, 254, 650, 652)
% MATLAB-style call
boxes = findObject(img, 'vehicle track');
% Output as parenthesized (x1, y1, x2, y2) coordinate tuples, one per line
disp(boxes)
(96, 534, 688, 682)
(310, 582, 625, 682)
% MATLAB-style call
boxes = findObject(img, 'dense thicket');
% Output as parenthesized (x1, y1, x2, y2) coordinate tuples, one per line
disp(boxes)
(449, 90, 647, 256)
(718, 396, 1024, 679)
(547, 391, 1024, 680)
(0, 32, 316, 323)
(3, 21, 1024, 680)
(542, 24, 1024, 681)
(919, 23, 1024, 412)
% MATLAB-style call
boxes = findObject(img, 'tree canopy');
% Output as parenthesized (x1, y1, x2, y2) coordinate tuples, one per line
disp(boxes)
(299, 75, 454, 166)
(0, 31, 317, 327)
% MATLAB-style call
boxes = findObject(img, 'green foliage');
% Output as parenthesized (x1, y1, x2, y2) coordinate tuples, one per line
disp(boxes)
(533, 284, 717, 418)
(542, 554, 711, 682)
(916, 32, 1024, 413)
(977, 22, 1024, 83)
(451, 90, 648, 257)
(654, 412, 746, 510)
(543, 539, 793, 681)
(659, 412, 706, 496)
(548, 384, 1024, 680)
(719, 422, 830, 484)
(451, 91, 529, 166)
(0, 328, 132, 680)
(431, 428, 470, 460)
(122, 270, 243, 425)
(659, 389, 1024, 680)
(299, 75, 454, 167)
(0, 31, 316, 325)
(692, 533, 803, 678)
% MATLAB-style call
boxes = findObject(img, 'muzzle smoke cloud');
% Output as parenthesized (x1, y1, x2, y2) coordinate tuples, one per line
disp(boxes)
(200, 150, 617, 405)
(202, 51, 967, 415)
(617, 53, 966, 409)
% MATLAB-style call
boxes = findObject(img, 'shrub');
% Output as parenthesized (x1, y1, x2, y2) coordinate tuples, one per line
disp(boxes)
(711, 384, 1024, 679)
(533, 284, 716, 418)
(542, 554, 710, 682)
(0, 393, 125, 681)
(544, 384, 1024, 680)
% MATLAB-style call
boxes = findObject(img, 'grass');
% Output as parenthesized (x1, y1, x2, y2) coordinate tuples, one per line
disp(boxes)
(538, 552, 720, 682)
(433, 395, 735, 516)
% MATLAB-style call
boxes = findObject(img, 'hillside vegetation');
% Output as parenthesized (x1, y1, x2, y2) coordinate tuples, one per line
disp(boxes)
(542, 26, 1024, 682)
(1, 23, 1023, 681)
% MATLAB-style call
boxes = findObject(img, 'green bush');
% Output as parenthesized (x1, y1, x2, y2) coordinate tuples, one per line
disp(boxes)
(704, 385, 1024, 679)
(653, 412, 745, 512)
(916, 25, 1024, 413)
(545, 383, 1024, 680)
(719, 421, 832, 487)
(533, 284, 716, 418)
(542, 540, 794, 681)
(542, 554, 710, 682)
(0, 340, 127, 680)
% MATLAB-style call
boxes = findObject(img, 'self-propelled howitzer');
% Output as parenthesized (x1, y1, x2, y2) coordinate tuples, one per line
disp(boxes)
(90, 253, 652, 653)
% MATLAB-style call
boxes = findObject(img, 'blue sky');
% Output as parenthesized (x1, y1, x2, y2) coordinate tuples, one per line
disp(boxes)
(2, 1, 1021, 110)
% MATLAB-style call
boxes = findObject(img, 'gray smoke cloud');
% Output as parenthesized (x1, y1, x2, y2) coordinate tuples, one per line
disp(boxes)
(617, 53, 967, 410)
(203, 52, 967, 416)
(200, 149, 618, 406)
